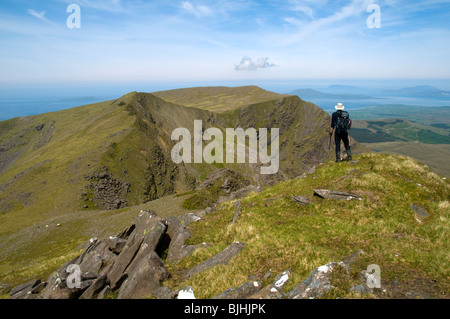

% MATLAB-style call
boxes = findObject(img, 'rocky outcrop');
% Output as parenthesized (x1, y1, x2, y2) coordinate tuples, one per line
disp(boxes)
(9, 207, 225, 299)
(82, 166, 130, 210)
(287, 262, 349, 299)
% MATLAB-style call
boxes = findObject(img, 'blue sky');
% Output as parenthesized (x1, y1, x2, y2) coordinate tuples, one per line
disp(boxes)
(0, 0, 450, 88)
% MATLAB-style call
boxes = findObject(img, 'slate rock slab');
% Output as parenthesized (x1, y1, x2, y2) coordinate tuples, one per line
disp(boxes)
(214, 281, 262, 299)
(313, 189, 362, 201)
(9, 279, 41, 299)
(293, 196, 311, 205)
(410, 204, 430, 220)
(287, 262, 349, 299)
(186, 242, 245, 278)
(117, 251, 171, 299)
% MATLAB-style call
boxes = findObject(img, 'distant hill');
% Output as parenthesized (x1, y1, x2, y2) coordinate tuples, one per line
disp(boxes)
(323, 85, 378, 95)
(290, 88, 373, 100)
(348, 105, 450, 125)
(380, 85, 450, 98)
(298, 84, 450, 99)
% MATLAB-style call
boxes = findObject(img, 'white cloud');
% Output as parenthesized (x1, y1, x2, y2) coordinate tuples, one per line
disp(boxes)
(235, 56, 277, 71)
(181, 1, 213, 17)
(27, 9, 53, 24)
(292, 4, 315, 19)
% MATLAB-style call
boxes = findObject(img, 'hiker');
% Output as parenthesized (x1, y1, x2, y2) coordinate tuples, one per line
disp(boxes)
(330, 103, 352, 162)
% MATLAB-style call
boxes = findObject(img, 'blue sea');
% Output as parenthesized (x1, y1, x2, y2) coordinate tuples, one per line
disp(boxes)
(1, 80, 450, 121)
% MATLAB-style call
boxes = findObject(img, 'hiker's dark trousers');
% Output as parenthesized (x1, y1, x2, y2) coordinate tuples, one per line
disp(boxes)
(335, 131, 351, 159)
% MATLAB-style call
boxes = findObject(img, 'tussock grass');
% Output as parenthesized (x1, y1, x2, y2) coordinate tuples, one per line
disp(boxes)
(165, 153, 450, 298)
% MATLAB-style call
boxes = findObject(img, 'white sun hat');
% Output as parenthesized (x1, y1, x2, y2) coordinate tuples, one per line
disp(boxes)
(335, 103, 345, 110)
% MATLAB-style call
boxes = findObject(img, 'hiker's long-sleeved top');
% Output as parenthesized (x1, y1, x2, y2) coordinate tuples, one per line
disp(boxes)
(331, 110, 352, 129)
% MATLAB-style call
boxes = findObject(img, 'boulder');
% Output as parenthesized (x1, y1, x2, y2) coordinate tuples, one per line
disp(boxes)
(153, 286, 178, 299)
(410, 204, 430, 223)
(173, 242, 210, 264)
(231, 200, 241, 224)
(351, 284, 370, 295)
(287, 262, 349, 299)
(39, 255, 81, 299)
(248, 285, 286, 299)
(123, 221, 167, 278)
(166, 226, 191, 263)
(186, 242, 245, 278)
(165, 216, 182, 240)
(129, 210, 165, 243)
(107, 236, 143, 289)
(182, 213, 201, 226)
(78, 250, 103, 274)
(272, 270, 290, 290)
(104, 236, 127, 255)
(96, 285, 111, 299)
(9, 279, 41, 299)
(79, 274, 108, 299)
(117, 251, 171, 299)
(116, 224, 135, 240)
(215, 281, 261, 299)
(293, 196, 311, 205)
(313, 189, 362, 201)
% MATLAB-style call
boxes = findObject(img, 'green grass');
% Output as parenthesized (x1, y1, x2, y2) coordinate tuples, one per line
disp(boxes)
(366, 142, 450, 178)
(2, 153, 448, 298)
(1, 87, 447, 298)
(163, 153, 450, 298)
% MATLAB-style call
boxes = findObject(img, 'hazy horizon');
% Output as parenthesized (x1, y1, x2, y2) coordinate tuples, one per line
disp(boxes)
(1, 78, 450, 121)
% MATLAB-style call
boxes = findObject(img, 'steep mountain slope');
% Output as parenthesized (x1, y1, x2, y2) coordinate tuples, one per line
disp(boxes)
(4, 153, 449, 299)
(0, 86, 368, 289)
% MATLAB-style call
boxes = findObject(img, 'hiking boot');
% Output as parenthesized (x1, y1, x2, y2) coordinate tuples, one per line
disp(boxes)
(346, 148, 352, 161)
(335, 158, 341, 163)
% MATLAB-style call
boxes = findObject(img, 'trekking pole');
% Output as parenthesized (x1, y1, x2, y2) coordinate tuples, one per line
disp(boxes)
(328, 130, 332, 150)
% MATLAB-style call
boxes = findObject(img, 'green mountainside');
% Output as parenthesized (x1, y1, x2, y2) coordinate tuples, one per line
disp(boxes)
(166, 153, 449, 299)
(0, 86, 369, 291)
(2, 86, 447, 299)
(2, 153, 449, 299)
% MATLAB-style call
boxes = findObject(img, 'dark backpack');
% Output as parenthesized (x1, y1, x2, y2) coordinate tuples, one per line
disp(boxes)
(336, 111, 350, 134)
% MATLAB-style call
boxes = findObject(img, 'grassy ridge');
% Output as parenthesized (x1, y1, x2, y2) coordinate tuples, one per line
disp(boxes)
(164, 153, 449, 298)
(153, 86, 288, 113)
(367, 142, 450, 178)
